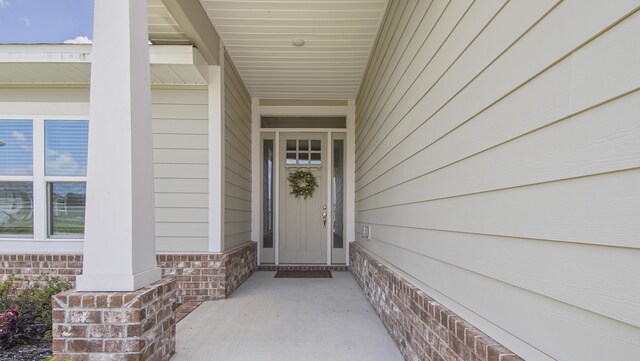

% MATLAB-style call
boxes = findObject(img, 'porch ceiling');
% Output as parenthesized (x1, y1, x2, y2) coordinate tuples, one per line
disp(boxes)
(148, 0, 192, 45)
(198, 0, 388, 100)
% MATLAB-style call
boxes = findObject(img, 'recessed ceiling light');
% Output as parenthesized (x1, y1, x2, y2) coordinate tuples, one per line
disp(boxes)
(291, 38, 305, 47)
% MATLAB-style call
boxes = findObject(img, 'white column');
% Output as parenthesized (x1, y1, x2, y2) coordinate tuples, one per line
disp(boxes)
(345, 100, 356, 266)
(76, 0, 160, 291)
(250, 98, 260, 264)
(208, 46, 225, 252)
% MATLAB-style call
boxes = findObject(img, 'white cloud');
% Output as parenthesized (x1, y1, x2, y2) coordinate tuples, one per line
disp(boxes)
(64, 36, 92, 44)
(46, 149, 85, 176)
(11, 131, 25, 142)
(0, 0, 10, 9)
(22, 16, 30, 27)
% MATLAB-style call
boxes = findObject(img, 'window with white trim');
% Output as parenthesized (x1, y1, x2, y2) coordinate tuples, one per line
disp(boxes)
(0, 119, 88, 239)
(0, 120, 34, 236)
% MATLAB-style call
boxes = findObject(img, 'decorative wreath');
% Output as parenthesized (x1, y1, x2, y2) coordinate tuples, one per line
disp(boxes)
(288, 169, 318, 199)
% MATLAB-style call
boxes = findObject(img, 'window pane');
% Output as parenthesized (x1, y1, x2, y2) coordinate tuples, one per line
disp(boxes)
(311, 140, 321, 151)
(298, 140, 309, 151)
(0, 120, 33, 176)
(45, 120, 89, 176)
(49, 182, 86, 237)
(0, 182, 33, 236)
(286, 140, 296, 151)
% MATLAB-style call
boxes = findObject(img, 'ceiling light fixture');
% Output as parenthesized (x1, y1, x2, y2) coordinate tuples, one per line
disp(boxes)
(291, 38, 305, 47)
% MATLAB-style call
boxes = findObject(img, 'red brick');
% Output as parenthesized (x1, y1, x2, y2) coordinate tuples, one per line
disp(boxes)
(52, 353, 88, 361)
(67, 339, 103, 352)
(500, 355, 524, 361)
(68, 310, 102, 324)
(104, 339, 145, 353)
(52, 309, 66, 323)
(53, 325, 88, 338)
(89, 325, 126, 338)
(488, 344, 512, 361)
(51, 339, 66, 352)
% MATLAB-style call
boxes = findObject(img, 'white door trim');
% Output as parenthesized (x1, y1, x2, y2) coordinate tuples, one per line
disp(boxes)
(252, 99, 355, 266)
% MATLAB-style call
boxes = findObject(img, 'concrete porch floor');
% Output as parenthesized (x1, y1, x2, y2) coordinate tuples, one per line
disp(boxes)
(173, 271, 403, 361)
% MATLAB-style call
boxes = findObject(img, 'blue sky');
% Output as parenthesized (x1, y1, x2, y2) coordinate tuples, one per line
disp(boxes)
(0, 0, 93, 44)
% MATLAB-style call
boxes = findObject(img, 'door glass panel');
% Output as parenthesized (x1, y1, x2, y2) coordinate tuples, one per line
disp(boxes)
(298, 152, 309, 165)
(286, 152, 297, 165)
(263, 140, 274, 248)
(332, 140, 344, 249)
(310, 152, 321, 165)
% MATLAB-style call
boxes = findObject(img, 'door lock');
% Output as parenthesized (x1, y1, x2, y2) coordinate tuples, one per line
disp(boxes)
(322, 212, 327, 229)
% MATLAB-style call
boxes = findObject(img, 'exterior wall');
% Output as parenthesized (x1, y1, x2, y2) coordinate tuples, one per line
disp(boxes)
(354, 1, 640, 361)
(223, 52, 253, 251)
(158, 241, 257, 302)
(0, 86, 209, 253)
(351, 243, 521, 361)
(152, 88, 209, 252)
(0, 242, 257, 303)
(0, 254, 83, 288)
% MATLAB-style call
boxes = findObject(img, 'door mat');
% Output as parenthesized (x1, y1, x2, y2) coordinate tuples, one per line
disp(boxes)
(274, 270, 332, 278)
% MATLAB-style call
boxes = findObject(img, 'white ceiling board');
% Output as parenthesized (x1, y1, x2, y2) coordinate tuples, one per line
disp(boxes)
(147, 0, 192, 45)
(199, 0, 388, 99)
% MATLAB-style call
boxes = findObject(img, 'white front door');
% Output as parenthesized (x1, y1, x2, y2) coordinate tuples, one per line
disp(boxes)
(279, 132, 327, 264)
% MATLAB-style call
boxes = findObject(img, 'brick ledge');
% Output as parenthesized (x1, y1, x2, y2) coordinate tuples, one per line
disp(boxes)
(350, 242, 523, 361)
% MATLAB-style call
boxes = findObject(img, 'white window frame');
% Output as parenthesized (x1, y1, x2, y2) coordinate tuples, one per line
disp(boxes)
(0, 115, 88, 247)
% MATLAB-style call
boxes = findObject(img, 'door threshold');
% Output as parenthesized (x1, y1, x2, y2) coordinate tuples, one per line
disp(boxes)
(258, 264, 348, 272)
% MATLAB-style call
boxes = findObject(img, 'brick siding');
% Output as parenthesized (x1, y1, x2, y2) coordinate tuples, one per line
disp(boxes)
(0, 241, 257, 303)
(350, 242, 523, 361)
(0, 254, 83, 288)
(52, 278, 176, 361)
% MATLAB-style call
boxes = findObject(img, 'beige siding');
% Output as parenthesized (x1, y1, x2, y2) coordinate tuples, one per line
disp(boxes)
(224, 52, 252, 250)
(152, 88, 209, 252)
(354, 1, 640, 361)
(0, 87, 210, 252)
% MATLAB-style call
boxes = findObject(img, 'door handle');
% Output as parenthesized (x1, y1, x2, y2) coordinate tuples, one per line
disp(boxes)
(322, 212, 327, 229)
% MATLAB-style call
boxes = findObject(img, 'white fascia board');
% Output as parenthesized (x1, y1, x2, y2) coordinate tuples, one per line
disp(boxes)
(0, 45, 207, 85)
(0, 44, 92, 63)
(0, 44, 201, 65)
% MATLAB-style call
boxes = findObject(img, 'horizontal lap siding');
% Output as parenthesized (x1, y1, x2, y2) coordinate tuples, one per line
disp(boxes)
(152, 88, 209, 252)
(224, 52, 252, 250)
(0, 87, 210, 252)
(354, 1, 640, 361)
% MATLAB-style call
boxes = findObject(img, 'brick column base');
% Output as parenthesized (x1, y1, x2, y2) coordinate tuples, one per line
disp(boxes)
(51, 278, 177, 361)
